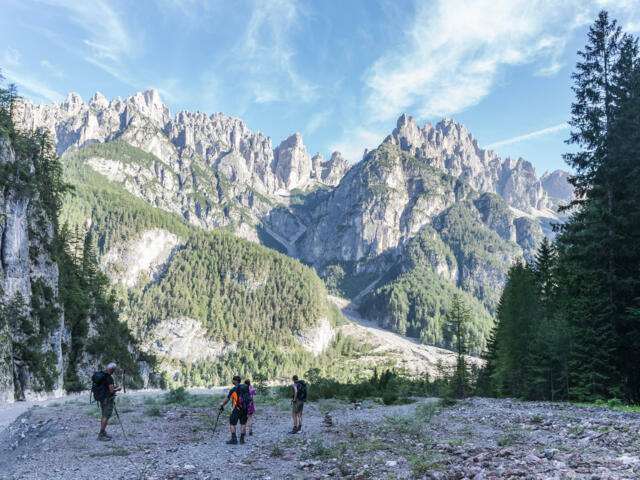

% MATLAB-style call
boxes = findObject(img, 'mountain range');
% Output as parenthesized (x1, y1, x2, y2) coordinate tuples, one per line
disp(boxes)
(3, 89, 572, 393)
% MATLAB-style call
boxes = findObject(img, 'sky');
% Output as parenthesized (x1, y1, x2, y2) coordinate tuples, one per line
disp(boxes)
(1, 0, 639, 175)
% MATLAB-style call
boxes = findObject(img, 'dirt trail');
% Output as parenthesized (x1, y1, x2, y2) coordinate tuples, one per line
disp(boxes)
(0, 389, 222, 434)
(330, 295, 482, 378)
(0, 392, 434, 480)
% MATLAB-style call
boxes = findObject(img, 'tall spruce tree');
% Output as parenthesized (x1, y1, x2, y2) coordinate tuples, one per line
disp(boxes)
(558, 11, 640, 401)
(490, 262, 541, 398)
(442, 293, 473, 398)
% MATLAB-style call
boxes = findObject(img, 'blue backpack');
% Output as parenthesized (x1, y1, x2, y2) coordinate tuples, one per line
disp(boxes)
(235, 383, 251, 413)
(91, 371, 109, 402)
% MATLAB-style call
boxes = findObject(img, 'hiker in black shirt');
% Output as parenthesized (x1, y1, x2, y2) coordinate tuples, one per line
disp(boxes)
(97, 363, 121, 441)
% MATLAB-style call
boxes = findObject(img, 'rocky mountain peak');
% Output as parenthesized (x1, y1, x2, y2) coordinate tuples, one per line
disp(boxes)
(89, 91, 108, 109)
(127, 89, 170, 128)
(61, 92, 84, 114)
(541, 169, 573, 205)
(386, 113, 556, 214)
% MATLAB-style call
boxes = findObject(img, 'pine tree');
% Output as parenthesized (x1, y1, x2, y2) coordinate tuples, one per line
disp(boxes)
(442, 293, 473, 398)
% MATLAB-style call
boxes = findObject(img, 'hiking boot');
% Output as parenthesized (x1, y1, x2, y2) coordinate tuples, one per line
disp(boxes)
(226, 436, 238, 445)
(239, 434, 245, 444)
(249, 430, 253, 436)
(296, 424, 302, 433)
(288, 427, 298, 434)
(97, 431, 111, 441)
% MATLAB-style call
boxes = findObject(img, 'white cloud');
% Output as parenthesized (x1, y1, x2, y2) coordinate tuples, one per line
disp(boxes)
(228, 0, 318, 104)
(363, 0, 604, 122)
(329, 127, 387, 163)
(37, 0, 132, 61)
(484, 123, 569, 149)
(3, 68, 64, 104)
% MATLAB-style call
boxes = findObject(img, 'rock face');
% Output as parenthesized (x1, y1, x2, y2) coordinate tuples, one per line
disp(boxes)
(386, 115, 556, 213)
(541, 169, 573, 206)
(0, 140, 64, 402)
(296, 317, 334, 356)
(15, 91, 350, 242)
(144, 317, 235, 363)
(101, 228, 184, 288)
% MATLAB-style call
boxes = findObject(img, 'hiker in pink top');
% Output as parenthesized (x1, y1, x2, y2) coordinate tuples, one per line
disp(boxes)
(245, 379, 256, 435)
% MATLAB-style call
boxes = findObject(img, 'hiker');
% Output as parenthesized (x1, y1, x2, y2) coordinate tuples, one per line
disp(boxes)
(93, 363, 121, 441)
(245, 379, 256, 435)
(289, 375, 307, 434)
(219, 375, 250, 444)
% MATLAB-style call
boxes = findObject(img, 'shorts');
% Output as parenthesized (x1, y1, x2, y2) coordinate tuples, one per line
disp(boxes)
(100, 396, 114, 419)
(292, 399, 304, 414)
(229, 408, 248, 426)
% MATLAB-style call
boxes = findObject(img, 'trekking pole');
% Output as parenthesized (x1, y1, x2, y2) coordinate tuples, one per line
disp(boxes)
(113, 403, 130, 442)
(212, 407, 223, 434)
(112, 400, 148, 480)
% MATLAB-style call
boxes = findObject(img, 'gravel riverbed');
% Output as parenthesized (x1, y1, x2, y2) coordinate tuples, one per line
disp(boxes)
(0, 395, 638, 479)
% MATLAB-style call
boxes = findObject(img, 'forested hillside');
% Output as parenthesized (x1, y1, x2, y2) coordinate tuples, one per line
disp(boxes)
(481, 11, 640, 404)
(60, 149, 380, 386)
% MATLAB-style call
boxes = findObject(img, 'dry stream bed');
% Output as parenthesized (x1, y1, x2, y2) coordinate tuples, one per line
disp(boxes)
(0, 394, 639, 479)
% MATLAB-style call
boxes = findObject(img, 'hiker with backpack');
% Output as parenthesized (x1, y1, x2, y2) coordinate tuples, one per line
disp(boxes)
(218, 375, 251, 444)
(91, 363, 121, 441)
(245, 379, 256, 436)
(289, 375, 307, 434)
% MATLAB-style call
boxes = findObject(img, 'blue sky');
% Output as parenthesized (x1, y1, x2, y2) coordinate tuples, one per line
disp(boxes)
(2, 0, 639, 175)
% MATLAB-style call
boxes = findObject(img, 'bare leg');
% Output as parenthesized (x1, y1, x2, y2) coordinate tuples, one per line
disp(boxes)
(100, 417, 108, 431)
(230, 424, 236, 434)
(248, 414, 253, 433)
(291, 410, 297, 428)
(240, 423, 246, 434)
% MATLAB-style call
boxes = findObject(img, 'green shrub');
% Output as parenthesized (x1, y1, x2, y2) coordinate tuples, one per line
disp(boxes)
(164, 387, 189, 404)
(607, 398, 623, 409)
(144, 405, 163, 417)
(382, 389, 399, 405)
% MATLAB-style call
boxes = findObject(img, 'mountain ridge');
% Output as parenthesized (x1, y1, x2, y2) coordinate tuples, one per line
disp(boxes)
(14, 89, 573, 354)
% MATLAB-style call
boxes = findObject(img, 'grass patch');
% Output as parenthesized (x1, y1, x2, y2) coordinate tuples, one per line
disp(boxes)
(409, 451, 441, 475)
(144, 405, 163, 417)
(302, 440, 333, 460)
(381, 414, 423, 438)
(270, 445, 284, 457)
(355, 437, 388, 454)
(573, 398, 640, 413)
(160, 387, 223, 408)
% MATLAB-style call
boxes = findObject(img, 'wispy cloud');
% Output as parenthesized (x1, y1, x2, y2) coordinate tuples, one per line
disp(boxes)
(37, 0, 132, 61)
(227, 0, 318, 105)
(3, 67, 64, 103)
(41, 59, 64, 78)
(35, 0, 137, 86)
(363, 0, 600, 122)
(484, 123, 569, 149)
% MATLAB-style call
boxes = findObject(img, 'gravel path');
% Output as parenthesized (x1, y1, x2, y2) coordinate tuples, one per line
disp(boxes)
(1, 395, 639, 479)
(0, 389, 223, 434)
